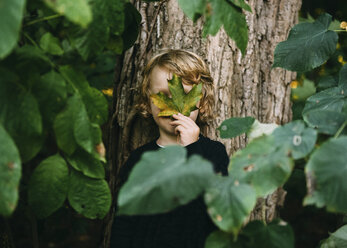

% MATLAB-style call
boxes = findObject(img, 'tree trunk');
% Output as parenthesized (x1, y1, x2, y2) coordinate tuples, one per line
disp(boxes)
(102, 0, 301, 247)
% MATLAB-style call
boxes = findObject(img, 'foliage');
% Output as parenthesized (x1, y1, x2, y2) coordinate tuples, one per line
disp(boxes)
(273, 13, 338, 72)
(0, 0, 141, 220)
(150, 74, 203, 116)
(177, 0, 250, 54)
(320, 225, 347, 247)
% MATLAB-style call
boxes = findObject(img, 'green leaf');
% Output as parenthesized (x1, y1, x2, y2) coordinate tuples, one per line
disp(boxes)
(0, 75, 43, 162)
(321, 225, 347, 248)
(43, 0, 92, 27)
(0, 123, 21, 217)
(273, 13, 338, 72)
(241, 220, 295, 248)
(177, 0, 206, 22)
(228, 0, 252, 12)
(203, 0, 248, 55)
(59, 66, 108, 125)
(273, 120, 317, 159)
(303, 110, 346, 135)
(40, 33, 64, 55)
(32, 71, 67, 125)
(72, 0, 125, 60)
(229, 135, 294, 197)
(54, 95, 79, 155)
(66, 149, 105, 179)
(73, 97, 94, 153)
(291, 78, 316, 101)
(118, 146, 214, 215)
(0, 0, 26, 58)
(204, 177, 256, 235)
(28, 155, 69, 219)
(217, 117, 255, 138)
(303, 87, 346, 114)
(68, 169, 111, 219)
(304, 136, 347, 213)
(205, 231, 239, 248)
(150, 74, 203, 117)
(339, 64, 347, 91)
(302, 86, 347, 135)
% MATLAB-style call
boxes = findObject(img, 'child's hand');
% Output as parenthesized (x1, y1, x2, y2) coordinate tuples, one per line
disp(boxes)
(170, 113, 200, 146)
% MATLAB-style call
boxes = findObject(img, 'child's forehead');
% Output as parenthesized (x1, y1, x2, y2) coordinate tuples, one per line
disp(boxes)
(149, 66, 172, 89)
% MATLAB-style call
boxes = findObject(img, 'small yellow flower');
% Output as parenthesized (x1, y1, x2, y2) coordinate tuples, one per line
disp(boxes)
(290, 80, 299, 89)
(340, 21, 347, 30)
(102, 88, 113, 96)
(292, 94, 299, 100)
(336, 43, 341, 49)
(338, 55, 346, 65)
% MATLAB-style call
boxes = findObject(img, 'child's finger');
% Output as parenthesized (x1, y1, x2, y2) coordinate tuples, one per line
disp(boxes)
(174, 125, 185, 135)
(170, 120, 190, 128)
(172, 114, 195, 127)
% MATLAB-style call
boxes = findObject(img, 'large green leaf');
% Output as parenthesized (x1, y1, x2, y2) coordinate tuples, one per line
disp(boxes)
(60, 66, 108, 125)
(273, 13, 338, 72)
(304, 136, 347, 213)
(303, 110, 346, 135)
(118, 146, 214, 215)
(302, 86, 347, 135)
(273, 121, 317, 159)
(32, 71, 67, 125)
(177, 0, 206, 22)
(321, 225, 347, 248)
(54, 95, 79, 155)
(150, 74, 203, 117)
(217, 117, 255, 138)
(72, 0, 125, 60)
(28, 155, 69, 219)
(0, 74, 43, 162)
(68, 169, 111, 219)
(0, 0, 26, 58)
(66, 149, 105, 179)
(240, 220, 295, 248)
(204, 177, 256, 235)
(229, 135, 293, 197)
(203, 0, 248, 55)
(54, 94, 101, 155)
(0, 124, 21, 217)
(43, 0, 92, 27)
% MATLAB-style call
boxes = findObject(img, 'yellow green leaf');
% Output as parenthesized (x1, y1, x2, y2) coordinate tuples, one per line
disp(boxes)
(150, 74, 202, 117)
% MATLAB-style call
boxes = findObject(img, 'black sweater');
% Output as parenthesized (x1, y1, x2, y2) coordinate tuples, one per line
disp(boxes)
(110, 135, 229, 248)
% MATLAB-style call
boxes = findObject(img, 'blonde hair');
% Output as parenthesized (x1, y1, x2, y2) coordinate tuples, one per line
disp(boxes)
(136, 49, 215, 125)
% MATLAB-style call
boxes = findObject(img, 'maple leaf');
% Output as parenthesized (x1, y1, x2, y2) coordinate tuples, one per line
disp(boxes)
(150, 74, 203, 117)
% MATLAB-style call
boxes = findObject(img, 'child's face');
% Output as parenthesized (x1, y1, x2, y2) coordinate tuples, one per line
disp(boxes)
(149, 66, 199, 135)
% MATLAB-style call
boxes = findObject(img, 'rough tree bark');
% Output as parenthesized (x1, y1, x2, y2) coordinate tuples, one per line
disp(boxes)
(102, 0, 302, 247)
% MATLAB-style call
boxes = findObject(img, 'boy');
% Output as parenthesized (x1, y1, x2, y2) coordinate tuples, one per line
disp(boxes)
(111, 49, 229, 248)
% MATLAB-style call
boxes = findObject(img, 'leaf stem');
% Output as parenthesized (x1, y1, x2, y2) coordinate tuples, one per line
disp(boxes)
(24, 14, 63, 27)
(333, 30, 347, 32)
(334, 120, 347, 139)
(23, 32, 39, 48)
